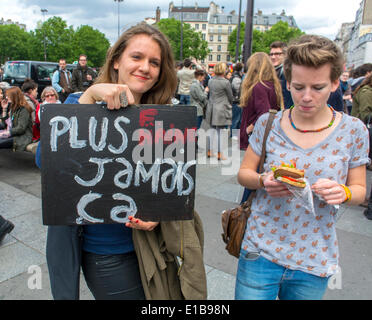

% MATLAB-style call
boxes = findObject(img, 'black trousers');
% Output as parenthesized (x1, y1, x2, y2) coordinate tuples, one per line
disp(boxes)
(0, 137, 13, 149)
(81, 250, 145, 300)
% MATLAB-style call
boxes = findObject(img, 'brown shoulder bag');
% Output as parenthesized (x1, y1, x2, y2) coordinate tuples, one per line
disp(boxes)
(221, 109, 277, 258)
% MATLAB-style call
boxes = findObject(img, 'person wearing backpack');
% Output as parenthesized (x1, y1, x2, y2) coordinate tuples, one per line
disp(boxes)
(230, 62, 243, 139)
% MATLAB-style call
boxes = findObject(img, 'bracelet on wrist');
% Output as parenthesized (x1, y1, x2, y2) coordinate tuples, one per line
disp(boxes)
(340, 184, 352, 203)
(258, 173, 266, 188)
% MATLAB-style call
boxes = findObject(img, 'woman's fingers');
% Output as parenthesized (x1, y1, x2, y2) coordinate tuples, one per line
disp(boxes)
(79, 83, 136, 108)
(125, 216, 159, 231)
(311, 179, 346, 204)
(104, 85, 134, 110)
(263, 173, 292, 198)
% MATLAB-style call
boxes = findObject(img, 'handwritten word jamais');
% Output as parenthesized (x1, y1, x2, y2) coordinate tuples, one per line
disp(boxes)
(74, 158, 195, 224)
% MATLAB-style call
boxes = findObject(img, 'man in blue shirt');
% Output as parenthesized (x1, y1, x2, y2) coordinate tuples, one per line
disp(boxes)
(52, 59, 72, 103)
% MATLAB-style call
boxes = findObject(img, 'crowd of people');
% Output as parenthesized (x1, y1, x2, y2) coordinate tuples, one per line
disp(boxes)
(0, 22, 372, 301)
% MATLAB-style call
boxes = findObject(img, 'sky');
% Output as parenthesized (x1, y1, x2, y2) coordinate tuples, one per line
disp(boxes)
(0, 0, 363, 44)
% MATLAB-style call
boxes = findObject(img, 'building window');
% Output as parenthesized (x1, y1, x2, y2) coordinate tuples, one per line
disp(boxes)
(202, 33, 206, 40)
(217, 45, 221, 51)
(218, 35, 222, 42)
(228, 26, 232, 34)
(195, 24, 199, 30)
(227, 55, 230, 62)
(227, 16, 232, 24)
(209, 54, 213, 61)
(217, 55, 221, 61)
(202, 24, 206, 30)
(218, 26, 222, 33)
(214, 16, 218, 24)
(210, 35, 214, 41)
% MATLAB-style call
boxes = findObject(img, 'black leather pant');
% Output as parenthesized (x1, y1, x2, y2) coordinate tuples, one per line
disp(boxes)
(0, 137, 13, 149)
(81, 250, 145, 300)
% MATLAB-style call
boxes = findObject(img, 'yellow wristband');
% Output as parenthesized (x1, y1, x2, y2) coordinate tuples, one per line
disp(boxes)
(340, 184, 352, 203)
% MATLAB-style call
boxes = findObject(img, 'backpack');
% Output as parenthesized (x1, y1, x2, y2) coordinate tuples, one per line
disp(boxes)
(230, 74, 242, 102)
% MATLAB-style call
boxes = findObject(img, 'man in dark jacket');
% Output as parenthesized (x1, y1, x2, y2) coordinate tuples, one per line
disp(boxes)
(71, 55, 96, 93)
(269, 41, 293, 109)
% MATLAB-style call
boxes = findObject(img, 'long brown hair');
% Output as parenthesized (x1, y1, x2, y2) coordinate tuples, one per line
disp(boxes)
(240, 52, 284, 109)
(5, 87, 33, 113)
(96, 23, 177, 104)
(354, 74, 372, 95)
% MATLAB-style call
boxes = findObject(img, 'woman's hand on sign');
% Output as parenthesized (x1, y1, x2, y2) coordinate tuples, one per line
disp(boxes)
(125, 216, 159, 231)
(79, 83, 135, 110)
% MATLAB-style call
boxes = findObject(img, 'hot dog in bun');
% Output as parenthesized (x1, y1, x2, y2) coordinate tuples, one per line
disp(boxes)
(272, 161, 306, 188)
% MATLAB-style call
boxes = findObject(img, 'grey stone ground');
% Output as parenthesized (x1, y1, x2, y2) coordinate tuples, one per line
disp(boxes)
(0, 137, 372, 300)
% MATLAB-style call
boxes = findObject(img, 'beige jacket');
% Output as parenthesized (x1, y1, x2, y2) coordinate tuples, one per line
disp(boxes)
(177, 67, 195, 95)
(132, 210, 207, 300)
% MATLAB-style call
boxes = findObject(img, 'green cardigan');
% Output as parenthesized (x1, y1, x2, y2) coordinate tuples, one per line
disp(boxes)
(10, 106, 33, 151)
(351, 85, 372, 123)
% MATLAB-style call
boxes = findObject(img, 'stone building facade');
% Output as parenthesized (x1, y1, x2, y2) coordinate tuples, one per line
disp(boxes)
(168, 1, 297, 66)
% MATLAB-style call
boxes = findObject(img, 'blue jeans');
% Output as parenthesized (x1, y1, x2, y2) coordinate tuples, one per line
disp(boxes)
(230, 103, 242, 136)
(179, 94, 190, 105)
(235, 249, 329, 300)
(197, 115, 203, 129)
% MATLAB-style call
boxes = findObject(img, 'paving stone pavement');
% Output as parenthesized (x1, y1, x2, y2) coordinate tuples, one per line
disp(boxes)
(1, 139, 372, 300)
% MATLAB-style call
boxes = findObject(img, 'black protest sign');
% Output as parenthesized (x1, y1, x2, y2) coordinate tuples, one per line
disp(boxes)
(40, 104, 197, 225)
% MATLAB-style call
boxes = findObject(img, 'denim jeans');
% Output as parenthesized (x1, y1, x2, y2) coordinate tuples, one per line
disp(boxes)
(230, 103, 242, 136)
(197, 115, 203, 129)
(235, 249, 329, 300)
(179, 94, 190, 105)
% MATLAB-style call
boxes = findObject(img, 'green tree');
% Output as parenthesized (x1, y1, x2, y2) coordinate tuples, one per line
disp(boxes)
(0, 24, 32, 63)
(72, 25, 110, 67)
(264, 21, 304, 48)
(157, 18, 209, 61)
(1, 16, 111, 67)
(228, 21, 304, 61)
(30, 16, 75, 62)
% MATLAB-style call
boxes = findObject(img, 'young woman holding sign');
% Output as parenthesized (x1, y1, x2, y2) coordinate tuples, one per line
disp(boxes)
(43, 23, 206, 300)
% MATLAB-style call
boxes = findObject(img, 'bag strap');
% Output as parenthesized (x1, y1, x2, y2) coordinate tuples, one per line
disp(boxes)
(242, 109, 277, 214)
(258, 109, 277, 174)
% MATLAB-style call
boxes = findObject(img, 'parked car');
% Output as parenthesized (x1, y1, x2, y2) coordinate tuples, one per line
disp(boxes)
(2, 60, 76, 96)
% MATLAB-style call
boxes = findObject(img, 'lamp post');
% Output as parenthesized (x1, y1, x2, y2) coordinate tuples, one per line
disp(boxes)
(180, 0, 184, 61)
(235, 0, 242, 62)
(242, 0, 254, 64)
(114, 0, 124, 39)
(41, 8, 48, 61)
